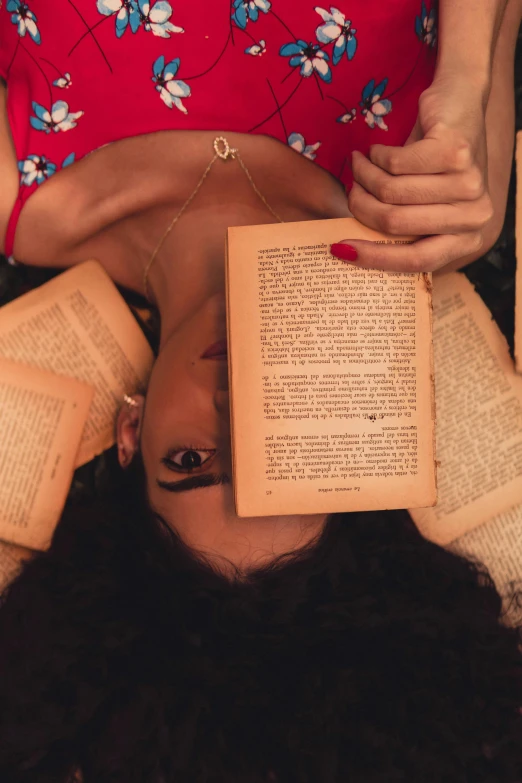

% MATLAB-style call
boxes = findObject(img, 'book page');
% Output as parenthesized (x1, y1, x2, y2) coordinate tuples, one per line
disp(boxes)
(0, 261, 154, 466)
(0, 540, 32, 593)
(410, 273, 522, 545)
(226, 217, 436, 517)
(0, 358, 93, 550)
(451, 503, 522, 626)
(515, 131, 522, 373)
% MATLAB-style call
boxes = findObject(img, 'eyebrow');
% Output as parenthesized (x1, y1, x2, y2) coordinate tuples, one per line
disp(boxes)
(156, 472, 231, 494)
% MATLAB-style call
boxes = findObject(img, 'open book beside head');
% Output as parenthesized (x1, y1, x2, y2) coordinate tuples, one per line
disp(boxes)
(0, 358, 93, 550)
(410, 272, 522, 546)
(0, 261, 154, 551)
(0, 261, 154, 468)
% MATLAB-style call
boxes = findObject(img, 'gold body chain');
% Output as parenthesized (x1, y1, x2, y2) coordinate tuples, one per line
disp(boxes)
(143, 136, 285, 303)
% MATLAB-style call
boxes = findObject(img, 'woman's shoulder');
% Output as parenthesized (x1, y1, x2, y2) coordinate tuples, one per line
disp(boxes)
(0, 83, 19, 256)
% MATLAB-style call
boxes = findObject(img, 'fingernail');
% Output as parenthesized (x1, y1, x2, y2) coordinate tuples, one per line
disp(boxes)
(330, 243, 358, 262)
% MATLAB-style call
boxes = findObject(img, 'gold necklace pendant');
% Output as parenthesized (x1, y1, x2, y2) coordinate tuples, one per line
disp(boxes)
(143, 136, 284, 304)
(213, 137, 238, 161)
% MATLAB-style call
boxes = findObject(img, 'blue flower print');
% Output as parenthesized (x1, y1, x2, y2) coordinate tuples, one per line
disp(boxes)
(96, 0, 140, 38)
(280, 40, 332, 83)
(415, 2, 436, 47)
(30, 101, 84, 133)
(137, 0, 184, 37)
(245, 39, 266, 56)
(62, 153, 76, 168)
(152, 55, 191, 113)
(288, 132, 321, 161)
(315, 7, 357, 65)
(359, 79, 392, 130)
(53, 72, 72, 89)
(7, 0, 41, 44)
(18, 155, 56, 187)
(336, 108, 356, 124)
(232, 0, 271, 30)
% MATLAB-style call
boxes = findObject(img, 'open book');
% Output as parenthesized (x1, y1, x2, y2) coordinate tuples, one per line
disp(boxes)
(0, 261, 155, 550)
(410, 273, 522, 545)
(0, 358, 93, 549)
(226, 217, 436, 517)
(0, 261, 154, 466)
(451, 501, 522, 627)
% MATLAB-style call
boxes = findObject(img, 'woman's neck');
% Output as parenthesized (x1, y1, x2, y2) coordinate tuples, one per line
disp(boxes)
(148, 199, 281, 349)
(146, 162, 350, 348)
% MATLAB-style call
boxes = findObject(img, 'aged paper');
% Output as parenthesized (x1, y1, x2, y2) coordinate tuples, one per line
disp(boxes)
(451, 503, 522, 626)
(226, 217, 436, 517)
(0, 540, 32, 592)
(515, 131, 522, 373)
(0, 261, 154, 465)
(0, 358, 93, 550)
(410, 273, 522, 545)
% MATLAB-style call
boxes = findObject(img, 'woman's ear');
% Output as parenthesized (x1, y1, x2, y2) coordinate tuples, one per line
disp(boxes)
(116, 394, 145, 468)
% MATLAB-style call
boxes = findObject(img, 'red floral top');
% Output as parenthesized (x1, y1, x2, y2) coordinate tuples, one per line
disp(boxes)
(0, 0, 437, 257)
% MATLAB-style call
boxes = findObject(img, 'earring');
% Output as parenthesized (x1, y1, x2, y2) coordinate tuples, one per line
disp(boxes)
(123, 394, 139, 408)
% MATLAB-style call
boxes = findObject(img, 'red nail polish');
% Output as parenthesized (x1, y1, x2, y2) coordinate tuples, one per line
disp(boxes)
(330, 243, 358, 262)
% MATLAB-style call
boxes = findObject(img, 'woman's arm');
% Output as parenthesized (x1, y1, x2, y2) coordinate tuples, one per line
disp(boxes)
(439, 0, 521, 271)
(436, 0, 508, 97)
(330, 0, 522, 274)
(0, 82, 19, 257)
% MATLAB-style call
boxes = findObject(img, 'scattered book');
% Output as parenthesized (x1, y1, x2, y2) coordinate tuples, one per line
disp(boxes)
(0, 358, 92, 549)
(0, 261, 154, 551)
(226, 217, 436, 517)
(409, 272, 522, 545)
(0, 261, 154, 466)
(451, 501, 522, 627)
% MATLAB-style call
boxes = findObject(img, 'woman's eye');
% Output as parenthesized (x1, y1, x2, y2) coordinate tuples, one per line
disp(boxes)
(162, 449, 216, 472)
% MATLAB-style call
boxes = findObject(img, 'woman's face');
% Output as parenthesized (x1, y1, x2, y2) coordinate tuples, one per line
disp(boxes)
(117, 294, 326, 573)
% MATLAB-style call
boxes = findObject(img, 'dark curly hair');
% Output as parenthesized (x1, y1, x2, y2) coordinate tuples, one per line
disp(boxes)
(0, 454, 521, 783)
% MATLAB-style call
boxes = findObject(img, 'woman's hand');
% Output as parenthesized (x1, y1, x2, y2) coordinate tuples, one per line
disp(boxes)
(331, 77, 494, 273)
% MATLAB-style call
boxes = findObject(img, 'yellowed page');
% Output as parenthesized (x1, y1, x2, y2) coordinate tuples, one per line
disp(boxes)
(0, 261, 154, 466)
(227, 217, 436, 517)
(516, 131, 522, 373)
(0, 540, 32, 592)
(0, 358, 93, 550)
(410, 273, 522, 545)
(451, 503, 522, 626)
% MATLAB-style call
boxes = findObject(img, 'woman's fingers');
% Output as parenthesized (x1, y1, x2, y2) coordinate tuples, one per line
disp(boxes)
(368, 132, 473, 175)
(352, 150, 485, 206)
(329, 233, 484, 274)
(353, 83, 492, 273)
(348, 181, 494, 236)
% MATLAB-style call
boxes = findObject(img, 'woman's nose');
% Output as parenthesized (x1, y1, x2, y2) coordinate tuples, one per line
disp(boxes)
(214, 389, 230, 416)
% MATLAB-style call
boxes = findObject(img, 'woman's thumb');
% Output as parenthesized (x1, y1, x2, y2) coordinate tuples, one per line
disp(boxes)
(405, 115, 423, 146)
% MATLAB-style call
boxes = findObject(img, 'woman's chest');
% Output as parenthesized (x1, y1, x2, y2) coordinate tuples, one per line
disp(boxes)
(1, 0, 435, 159)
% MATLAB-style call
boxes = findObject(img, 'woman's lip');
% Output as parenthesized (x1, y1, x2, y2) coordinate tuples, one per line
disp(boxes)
(201, 339, 228, 360)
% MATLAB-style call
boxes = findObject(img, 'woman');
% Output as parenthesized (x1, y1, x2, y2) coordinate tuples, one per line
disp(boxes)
(0, 1, 522, 780)
(0, 0, 520, 568)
